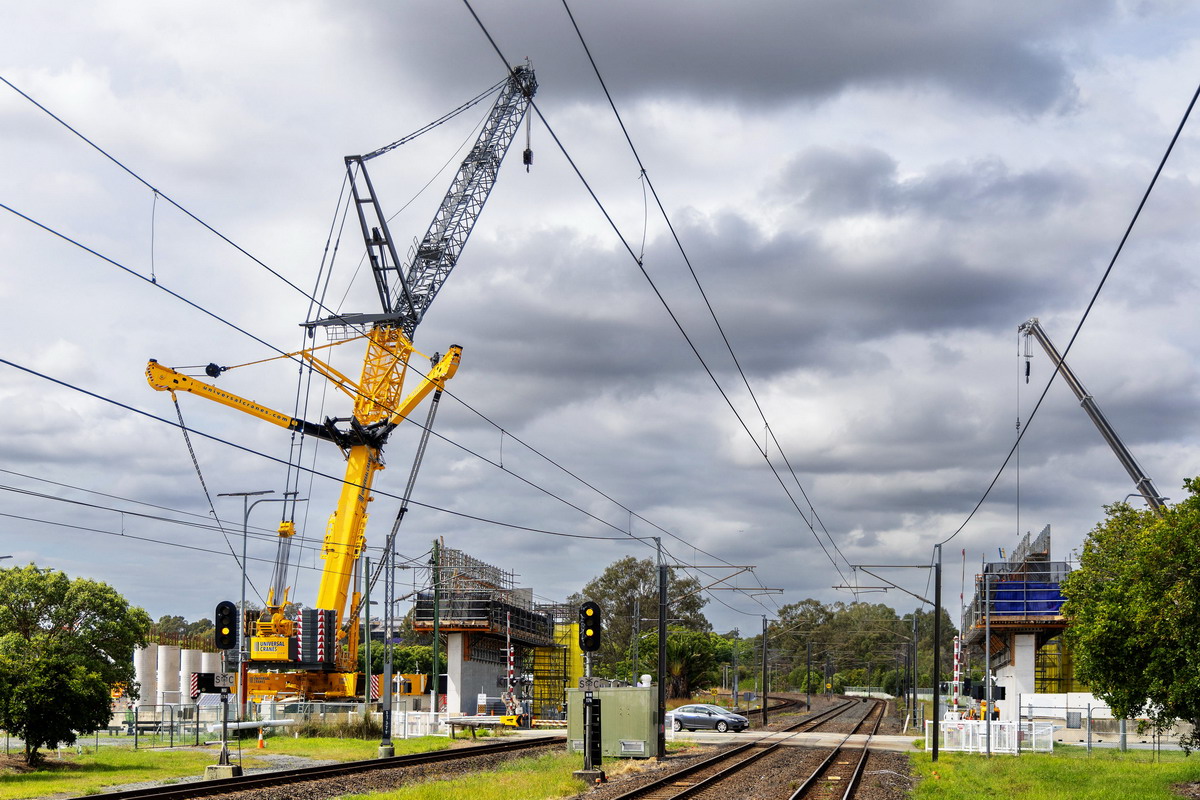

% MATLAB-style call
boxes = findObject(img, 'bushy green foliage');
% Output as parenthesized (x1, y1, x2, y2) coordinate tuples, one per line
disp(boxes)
(1062, 477, 1200, 750)
(571, 556, 710, 674)
(0, 564, 151, 764)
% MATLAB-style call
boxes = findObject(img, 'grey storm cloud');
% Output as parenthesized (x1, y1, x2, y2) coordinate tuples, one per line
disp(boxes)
(777, 147, 1083, 220)
(363, 0, 1109, 113)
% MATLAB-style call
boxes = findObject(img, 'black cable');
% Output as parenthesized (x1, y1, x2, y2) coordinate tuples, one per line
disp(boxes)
(3, 65, 770, 596)
(557, 0, 850, 577)
(0, 355, 642, 543)
(936, 77, 1200, 548)
(462, 0, 851, 584)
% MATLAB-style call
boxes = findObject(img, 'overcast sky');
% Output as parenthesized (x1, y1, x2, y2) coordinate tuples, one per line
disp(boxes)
(2, 0, 1199, 637)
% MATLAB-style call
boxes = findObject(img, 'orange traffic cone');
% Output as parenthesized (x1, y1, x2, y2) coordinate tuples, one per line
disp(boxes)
(257, 728, 265, 749)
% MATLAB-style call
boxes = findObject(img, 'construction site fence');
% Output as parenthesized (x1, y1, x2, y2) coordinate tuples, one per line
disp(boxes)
(927, 719, 1055, 755)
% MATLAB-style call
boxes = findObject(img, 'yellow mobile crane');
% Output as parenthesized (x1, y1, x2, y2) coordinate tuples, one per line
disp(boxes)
(147, 66, 537, 699)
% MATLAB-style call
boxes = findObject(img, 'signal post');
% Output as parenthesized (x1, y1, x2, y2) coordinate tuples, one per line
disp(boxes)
(574, 602, 605, 785)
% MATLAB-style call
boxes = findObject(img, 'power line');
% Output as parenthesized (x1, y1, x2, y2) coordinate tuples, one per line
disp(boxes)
(936, 78, 1200, 549)
(1, 69, 770, 609)
(461, 0, 849, 591)
(554, 0, 850, 583)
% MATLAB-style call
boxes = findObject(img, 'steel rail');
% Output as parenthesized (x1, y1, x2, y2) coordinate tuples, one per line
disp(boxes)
(64, 734, 564, 800)
(610, 699, 861, 800)
(786, 699, 885, 800)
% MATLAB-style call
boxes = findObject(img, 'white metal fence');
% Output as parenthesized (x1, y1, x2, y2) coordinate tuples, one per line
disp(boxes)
(926, 719, 1054, 755)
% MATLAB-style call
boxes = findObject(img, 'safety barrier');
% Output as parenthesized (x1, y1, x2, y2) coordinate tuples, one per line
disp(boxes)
(926, 719, 1054, 754)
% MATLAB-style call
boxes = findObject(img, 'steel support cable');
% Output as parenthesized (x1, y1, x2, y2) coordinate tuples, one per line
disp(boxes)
(1, 74, 765, 581)
(0, 205, 718, 570)
(171, 394, 267, 606)
(936, 77, 1200, 549)
(0, 355, 642, 543)
(557, 0, 850, 576)
(3, 60, 769, 587)
(462, 0, 851, 585)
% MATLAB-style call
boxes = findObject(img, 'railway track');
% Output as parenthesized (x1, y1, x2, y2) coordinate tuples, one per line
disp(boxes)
(65, 734, 565, 800)
(787, 699, 886, 800)
(607, 698, 868, 800)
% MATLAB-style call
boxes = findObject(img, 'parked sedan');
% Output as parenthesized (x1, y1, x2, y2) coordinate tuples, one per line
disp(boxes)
(671, 703, 750, 733)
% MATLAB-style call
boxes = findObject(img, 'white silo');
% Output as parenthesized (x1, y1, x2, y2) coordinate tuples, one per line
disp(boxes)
(201, 651, 222, 674)
(133, 646, 157, 709)
(157, 644, 181, 706)
(180, 649, 202, 702)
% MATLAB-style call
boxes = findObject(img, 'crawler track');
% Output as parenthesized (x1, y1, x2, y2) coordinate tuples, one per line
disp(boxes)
(65, 735, 564, 800)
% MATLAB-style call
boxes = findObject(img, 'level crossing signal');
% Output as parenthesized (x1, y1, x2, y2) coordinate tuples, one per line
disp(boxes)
(214, 600, 238, 650)
(579, 601, 601, 652)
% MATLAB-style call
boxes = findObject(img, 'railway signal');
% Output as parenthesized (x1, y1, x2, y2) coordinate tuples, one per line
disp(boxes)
(579, 601, 601, 652)
(215, 600, 237, 650)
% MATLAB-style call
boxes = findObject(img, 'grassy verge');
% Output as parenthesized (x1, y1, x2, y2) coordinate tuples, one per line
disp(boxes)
(0, 735, 452, 799)
(248, 734, 453, 761)
(337, 751, 588, 800)
(910, 746, 1200, 800)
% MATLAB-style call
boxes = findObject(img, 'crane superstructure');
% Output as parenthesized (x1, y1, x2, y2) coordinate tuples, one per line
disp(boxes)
(1019, 317, 1166, 514)
(147, 65, 537, 699)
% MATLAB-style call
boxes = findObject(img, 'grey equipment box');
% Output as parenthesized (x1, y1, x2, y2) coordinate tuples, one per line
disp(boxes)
(566, 686, 659, 759)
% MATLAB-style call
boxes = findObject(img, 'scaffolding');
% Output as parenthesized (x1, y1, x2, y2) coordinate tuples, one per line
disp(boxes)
(530, 605, 581, 720)
(962, 526, 1069, 651)
(411, 547, 554, 646)
(1035, 636, 1087, 694)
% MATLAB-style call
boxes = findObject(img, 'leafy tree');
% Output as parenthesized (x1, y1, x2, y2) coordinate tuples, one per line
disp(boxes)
(630, 628, 727, 698)
(154, 614, 189, 637)
(0, 565, 151, 764)
(358, 643, 439, 675)
(571, 556, 710, 672)
(1062, 479, 1200, 750)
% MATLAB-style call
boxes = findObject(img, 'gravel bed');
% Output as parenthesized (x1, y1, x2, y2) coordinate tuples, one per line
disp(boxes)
(563, 697, 916, 800)
(207, 740, 562, 800)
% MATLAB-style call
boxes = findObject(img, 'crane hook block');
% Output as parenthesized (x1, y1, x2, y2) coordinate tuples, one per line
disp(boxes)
(205, 363, 226, 379)
(523, 147, 533, 171)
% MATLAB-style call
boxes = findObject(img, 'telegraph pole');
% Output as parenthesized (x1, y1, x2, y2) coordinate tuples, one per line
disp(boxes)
(761, 616, 769, 725)
(656, 538, 667, 761)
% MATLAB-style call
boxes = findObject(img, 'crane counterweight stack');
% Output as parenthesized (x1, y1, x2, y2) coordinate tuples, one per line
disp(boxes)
(146, 66, 536, 700)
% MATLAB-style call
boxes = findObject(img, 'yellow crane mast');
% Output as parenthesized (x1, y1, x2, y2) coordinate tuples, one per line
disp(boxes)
(146, 65, 536, 700)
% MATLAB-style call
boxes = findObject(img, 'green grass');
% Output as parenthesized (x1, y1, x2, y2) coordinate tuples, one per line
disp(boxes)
(0, 748, 217, 800)
(910, 745, 1200, 799)
(336, 751, 588, 800)
(0, 735, 453, 799)
(250, 733, 453, 761)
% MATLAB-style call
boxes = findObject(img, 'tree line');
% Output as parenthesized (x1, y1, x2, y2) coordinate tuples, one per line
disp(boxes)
(7, 476, 1200, 765)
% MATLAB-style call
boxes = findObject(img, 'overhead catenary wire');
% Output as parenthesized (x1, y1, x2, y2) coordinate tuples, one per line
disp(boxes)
(554, 0, 848, 595)
(461, 0, 850, 592)
(0, 202, 745, 599)
(0, 354, 653, 545)
(1, 67, 770, 608)
(935, 77, 1200, 549)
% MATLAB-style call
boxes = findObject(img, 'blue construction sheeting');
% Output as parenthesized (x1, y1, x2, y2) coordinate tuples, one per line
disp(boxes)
(991, 581, 1065, 616)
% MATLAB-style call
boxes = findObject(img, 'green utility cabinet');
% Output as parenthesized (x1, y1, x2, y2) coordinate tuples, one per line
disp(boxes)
(566, 686, 659, 759)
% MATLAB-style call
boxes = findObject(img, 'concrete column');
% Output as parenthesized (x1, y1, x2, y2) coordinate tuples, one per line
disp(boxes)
(995, 633, 1037, 720)
(446, 633, 465, 716)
